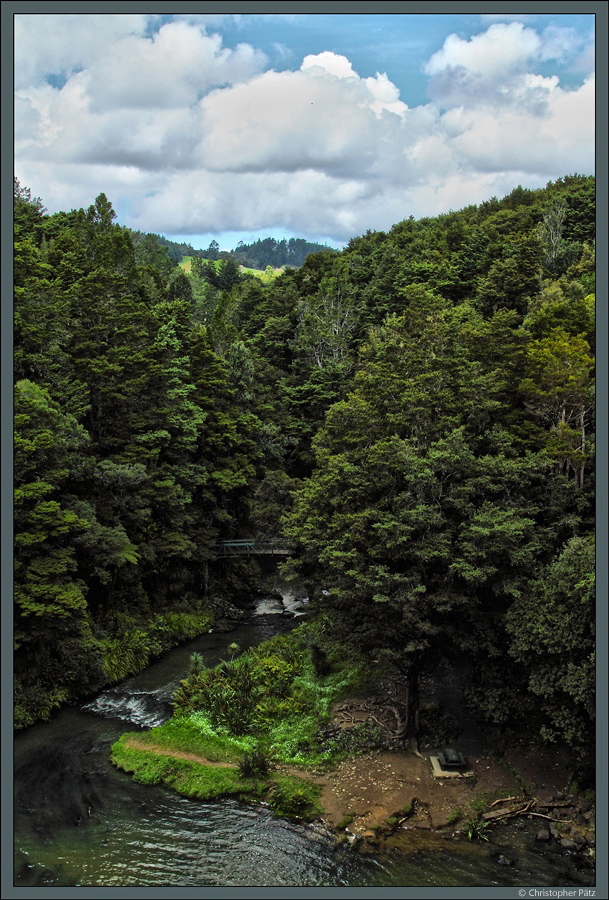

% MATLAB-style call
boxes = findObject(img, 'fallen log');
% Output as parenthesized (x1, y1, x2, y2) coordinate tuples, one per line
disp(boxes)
(482, 802, 534, 822)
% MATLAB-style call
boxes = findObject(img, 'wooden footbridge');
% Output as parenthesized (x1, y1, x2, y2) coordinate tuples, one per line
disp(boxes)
(213, 539, 290, 558)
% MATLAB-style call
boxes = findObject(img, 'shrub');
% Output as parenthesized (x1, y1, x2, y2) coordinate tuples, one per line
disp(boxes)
(268, 777, 321, 820)
(466, 817, 492, 841)
(100, 628, 154, 682)
(189, 652, 205, 676)
(238, 749, 270, 779)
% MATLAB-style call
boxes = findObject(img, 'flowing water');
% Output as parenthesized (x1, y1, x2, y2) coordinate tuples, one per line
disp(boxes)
(13, 599, 594, 889)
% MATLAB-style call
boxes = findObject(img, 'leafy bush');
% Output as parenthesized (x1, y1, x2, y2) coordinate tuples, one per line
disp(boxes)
(238, 749, 270, 779)
(188, 652, 205, 676)
(13, 682, 69, 729)
(172, 624, 365, 766)
(100, 627, 155, 682)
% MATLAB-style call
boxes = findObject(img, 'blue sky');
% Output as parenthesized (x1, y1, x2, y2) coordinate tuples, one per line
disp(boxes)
(14, 12, 595, 250)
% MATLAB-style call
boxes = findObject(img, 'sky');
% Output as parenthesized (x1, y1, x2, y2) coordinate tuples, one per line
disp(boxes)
(13, 11, 596, 250)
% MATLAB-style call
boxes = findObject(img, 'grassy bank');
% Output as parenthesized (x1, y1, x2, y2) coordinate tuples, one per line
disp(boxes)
(111, 728, 323, 819)
(111, 625, 366, 819)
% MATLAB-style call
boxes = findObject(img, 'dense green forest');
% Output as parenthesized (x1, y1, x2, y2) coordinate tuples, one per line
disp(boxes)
(13, 175, 595, 778)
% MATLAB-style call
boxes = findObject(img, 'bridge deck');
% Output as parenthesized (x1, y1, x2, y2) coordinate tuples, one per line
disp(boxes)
(213, 540, 290, 557)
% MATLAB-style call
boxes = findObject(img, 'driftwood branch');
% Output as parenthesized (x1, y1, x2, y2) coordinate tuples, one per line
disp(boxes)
(490, 796, 517, 807)
(482, 796, 578, 824)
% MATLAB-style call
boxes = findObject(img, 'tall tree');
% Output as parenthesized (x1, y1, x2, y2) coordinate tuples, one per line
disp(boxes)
(14, 380, 101, 726)
(506, 535, 595, 764)
(283, 298, 578, 741)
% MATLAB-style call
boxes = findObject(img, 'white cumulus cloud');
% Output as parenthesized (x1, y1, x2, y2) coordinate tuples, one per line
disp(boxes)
(14, 14, 150, 89)
(14, 16, 595, 243)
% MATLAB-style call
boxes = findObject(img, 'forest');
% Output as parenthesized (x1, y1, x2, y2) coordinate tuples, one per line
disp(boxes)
(13, 175, 595, 781)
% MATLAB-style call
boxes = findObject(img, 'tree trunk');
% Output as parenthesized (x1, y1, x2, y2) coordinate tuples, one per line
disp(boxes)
(578, 408, 586, 489)
(405, 663, 420, 742)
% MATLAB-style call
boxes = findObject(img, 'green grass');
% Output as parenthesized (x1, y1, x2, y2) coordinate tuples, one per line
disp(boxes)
(115, 715, 257, 763)
(239, 266, 285, 283)
(111, 739, 265, 802)
(112, 624, 368, 819)
(267, 775, 323, 821)
(110, 728, 320, 816)
(446, 808, 461, 826)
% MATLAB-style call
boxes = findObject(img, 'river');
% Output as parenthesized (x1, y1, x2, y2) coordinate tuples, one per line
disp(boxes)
(13, 597, 594, 889)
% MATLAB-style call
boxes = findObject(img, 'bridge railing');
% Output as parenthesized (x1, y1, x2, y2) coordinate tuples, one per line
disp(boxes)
(212, 539, 290, 557)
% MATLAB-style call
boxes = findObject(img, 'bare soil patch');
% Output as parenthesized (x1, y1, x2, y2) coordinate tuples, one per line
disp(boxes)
(283, 691, 581, 840)
(278, 749, 519, 834)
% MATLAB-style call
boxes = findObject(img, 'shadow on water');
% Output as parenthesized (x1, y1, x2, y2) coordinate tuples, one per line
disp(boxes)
(15, 736, 106, 836)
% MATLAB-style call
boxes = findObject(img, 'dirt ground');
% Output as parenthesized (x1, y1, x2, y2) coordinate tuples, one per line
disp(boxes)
(125, 736, 572, 836)
(276, 685, 581, 839)
(284, 745, 574, 837)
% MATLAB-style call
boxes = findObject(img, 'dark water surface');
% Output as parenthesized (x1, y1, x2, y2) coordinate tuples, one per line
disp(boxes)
(13, 607, 594, 889)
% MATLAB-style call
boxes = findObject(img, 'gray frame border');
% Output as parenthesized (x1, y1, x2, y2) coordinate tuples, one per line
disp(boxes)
(2, 2, 607, 899)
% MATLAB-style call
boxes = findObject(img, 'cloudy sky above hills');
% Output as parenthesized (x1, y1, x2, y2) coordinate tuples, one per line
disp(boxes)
(14, 12, 595, 249)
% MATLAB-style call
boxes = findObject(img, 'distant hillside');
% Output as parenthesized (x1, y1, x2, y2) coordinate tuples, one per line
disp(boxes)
(139, 233, 336, 270)
(228, 237, 337, 269)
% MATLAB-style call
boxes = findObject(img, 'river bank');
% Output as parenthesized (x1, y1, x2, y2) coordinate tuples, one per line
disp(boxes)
(111, 728, 596, 888)
(116, 714, 595, 870)
(289, 746, 595, 859)
(16, 607, 596, 889)
(109, 603, 596, 882)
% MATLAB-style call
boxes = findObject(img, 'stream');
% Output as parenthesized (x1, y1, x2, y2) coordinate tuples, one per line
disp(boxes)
(13, 595, 594, 889)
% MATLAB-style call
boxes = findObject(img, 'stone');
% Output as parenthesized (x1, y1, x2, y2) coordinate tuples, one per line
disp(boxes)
(560, 838, 578, 851)
(536, 829, 551, 842)
(496, 855, 514, 866)
(361, 832, 380, 850)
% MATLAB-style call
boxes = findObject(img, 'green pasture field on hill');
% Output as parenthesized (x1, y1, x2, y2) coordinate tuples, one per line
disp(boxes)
(179, 256, 284, 282)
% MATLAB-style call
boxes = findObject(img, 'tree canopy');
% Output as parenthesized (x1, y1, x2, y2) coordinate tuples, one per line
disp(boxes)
(13, 175, 595, 776)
